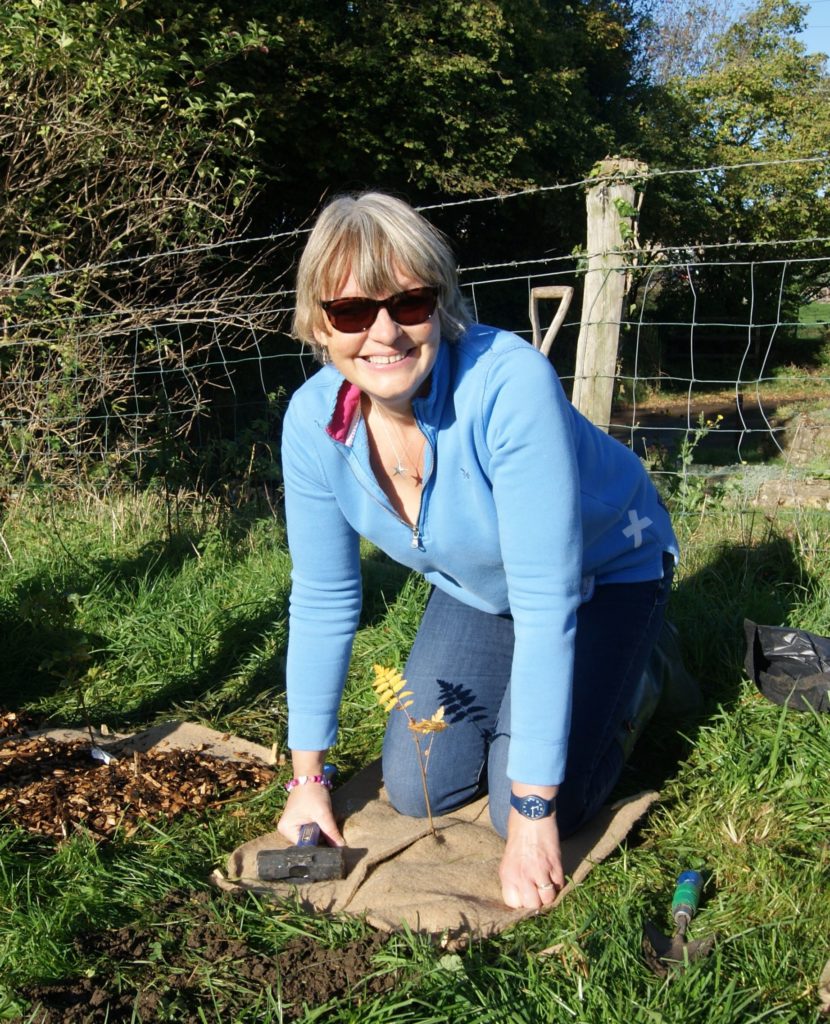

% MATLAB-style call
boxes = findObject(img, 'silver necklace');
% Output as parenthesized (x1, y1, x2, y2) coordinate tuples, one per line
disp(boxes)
(370, 402, 424, 485)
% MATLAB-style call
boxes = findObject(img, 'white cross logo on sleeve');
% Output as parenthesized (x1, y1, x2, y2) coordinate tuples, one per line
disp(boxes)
(623, 509, 653, 548)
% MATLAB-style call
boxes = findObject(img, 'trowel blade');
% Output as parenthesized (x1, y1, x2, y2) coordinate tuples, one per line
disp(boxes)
(643, 921, 716, 976)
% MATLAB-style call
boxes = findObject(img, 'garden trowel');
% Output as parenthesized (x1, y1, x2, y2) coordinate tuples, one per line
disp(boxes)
(643, 870, 716, 976)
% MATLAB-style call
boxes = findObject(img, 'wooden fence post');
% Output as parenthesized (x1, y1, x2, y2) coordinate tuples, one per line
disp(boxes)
(571, 158, 647, 430)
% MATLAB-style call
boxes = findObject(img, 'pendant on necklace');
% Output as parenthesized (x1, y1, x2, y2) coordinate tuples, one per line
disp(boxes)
(392, 461, 407, 477)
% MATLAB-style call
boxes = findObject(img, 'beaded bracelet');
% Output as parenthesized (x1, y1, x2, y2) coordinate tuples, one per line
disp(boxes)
(283, 774, 332, 793)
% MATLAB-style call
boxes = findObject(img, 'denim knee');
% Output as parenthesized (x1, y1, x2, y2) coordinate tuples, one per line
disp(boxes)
(383, 753, 472, 819)
(382, 751, 428, 818)
(383, 723, 489, 820)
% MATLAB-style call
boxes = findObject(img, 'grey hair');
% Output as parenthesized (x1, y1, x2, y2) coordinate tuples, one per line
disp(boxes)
(292, 191, 472, 362)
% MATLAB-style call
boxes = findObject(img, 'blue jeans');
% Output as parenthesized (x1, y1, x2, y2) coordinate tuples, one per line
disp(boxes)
(382, 556, 673, 838)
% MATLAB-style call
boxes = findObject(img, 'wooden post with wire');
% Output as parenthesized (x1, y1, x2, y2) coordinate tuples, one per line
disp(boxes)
(571, 158, 647, 431)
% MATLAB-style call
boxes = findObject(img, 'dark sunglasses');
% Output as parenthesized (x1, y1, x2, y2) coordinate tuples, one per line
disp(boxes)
(320, 286, 438, 333)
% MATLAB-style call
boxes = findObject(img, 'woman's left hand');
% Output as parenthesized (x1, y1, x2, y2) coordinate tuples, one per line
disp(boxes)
(499, 810, 565, 910)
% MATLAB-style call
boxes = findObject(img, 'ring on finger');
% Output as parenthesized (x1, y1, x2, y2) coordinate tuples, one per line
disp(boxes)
(537, 882, 556, 891)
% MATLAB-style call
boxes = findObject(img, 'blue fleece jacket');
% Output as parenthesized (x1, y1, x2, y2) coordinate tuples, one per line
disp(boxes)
(281, 324, 678, 784)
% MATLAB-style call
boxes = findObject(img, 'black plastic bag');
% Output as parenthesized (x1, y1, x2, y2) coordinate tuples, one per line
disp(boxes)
(744, 619, 830, 713)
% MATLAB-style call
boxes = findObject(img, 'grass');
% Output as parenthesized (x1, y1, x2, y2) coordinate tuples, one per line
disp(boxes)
(1, 489, 829, 1021)
(796, 300, 830, 342)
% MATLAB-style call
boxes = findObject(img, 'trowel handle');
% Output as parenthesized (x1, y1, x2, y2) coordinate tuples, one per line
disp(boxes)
(671, 870, 703, 924)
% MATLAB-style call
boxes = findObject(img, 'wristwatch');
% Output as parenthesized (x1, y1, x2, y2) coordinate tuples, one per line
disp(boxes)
(509, 792, 557, 820)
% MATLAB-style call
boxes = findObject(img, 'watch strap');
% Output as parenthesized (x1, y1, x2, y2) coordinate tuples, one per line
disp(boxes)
(509, 792, 557, 818)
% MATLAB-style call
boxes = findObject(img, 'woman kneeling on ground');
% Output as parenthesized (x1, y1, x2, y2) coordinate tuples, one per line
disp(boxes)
(277, 191, 678, 910)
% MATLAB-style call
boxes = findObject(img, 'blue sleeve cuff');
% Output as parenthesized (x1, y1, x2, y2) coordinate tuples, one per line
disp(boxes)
(287, 711, 340, 754)
(506, 735, 568, 787)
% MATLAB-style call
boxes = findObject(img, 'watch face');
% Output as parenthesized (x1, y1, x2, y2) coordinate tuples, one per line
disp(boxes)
(520, 796, 546, 819)
(510, 792, 554, 819)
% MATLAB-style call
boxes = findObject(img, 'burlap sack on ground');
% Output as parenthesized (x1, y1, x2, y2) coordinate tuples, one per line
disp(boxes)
(24, 721, 656, 942)
(215, 758, 658, 944)
(29, 720, 275, 763)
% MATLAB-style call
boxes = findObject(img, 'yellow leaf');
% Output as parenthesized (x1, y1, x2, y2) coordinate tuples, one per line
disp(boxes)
(409, 714, 448, 735)
(373, 664, 407, 694)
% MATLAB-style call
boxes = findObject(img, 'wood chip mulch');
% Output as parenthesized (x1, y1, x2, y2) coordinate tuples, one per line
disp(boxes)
(0, 733, 275, 841)
(0, 709, 41, 739)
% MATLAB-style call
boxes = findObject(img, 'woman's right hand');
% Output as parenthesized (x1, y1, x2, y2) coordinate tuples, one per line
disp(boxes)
(277, 782, 346, 847)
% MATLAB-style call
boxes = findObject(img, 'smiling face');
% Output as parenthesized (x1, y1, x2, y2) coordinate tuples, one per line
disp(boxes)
(313, 267, 442, 415)
(293, 193, 471, 371)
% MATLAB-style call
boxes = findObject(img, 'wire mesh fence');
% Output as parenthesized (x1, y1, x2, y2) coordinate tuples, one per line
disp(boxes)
(1, 159, 828, 517)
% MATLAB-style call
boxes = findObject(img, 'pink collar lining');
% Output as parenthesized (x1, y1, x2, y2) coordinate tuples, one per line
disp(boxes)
(325, 380, 362, 444)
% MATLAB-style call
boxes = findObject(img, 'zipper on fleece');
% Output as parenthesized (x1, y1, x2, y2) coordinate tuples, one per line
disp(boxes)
(410, 412, 435, 550)
(328, 421, 433, 552)
(328, 437, 424, 549)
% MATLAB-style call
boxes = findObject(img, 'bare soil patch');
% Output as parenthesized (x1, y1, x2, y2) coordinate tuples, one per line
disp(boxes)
(15, 891, 397, 1022)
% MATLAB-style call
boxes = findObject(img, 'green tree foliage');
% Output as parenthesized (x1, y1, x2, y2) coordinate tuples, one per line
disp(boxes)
(637, 0, 829, 349)
(0, 0, 267, 282)
(0, 0, 656, 276)
(4, 0, 826, 487)
(684, 0, 829, 245)
(1, 0, 654, 493)
(228, 0, 646, 201)
(640, 0, 830, 240)
(169, 0, 651, 256)
(0, 0, 283, 485)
